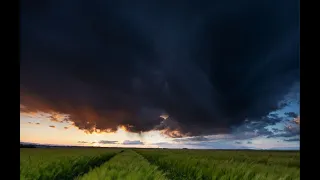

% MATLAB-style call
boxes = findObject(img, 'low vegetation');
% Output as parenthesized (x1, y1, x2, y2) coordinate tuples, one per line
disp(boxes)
(20, 148, 300, 180)
(77, 150, 167, 180)
(136, 149, 300, 180)
(20, 148, 120, 180)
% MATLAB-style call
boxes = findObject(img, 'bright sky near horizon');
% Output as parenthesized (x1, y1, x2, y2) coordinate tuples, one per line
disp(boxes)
(20, 102, 299, 150)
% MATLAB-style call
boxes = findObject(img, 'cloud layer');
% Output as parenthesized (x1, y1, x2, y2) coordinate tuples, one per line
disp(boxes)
(20, 0, 299, 137)
(77, 140, 144, 145)
(99, 140, 118, 144)
(122, 140, 144, 145)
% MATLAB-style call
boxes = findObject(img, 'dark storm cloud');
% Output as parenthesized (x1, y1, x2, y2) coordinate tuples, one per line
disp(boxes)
(20, 0, 299, 137)
(122, 140, 144, 145)
(99, 140, 118, 144)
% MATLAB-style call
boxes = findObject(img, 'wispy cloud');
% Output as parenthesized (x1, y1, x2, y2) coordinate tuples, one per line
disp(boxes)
(173, 136, 209, 142)
(122, 140, 144, 145)
(284, 112, 298, 118)
(268, 116, 300, 139)
(99, 140, 118, 144)
(284, 138, 300, 142)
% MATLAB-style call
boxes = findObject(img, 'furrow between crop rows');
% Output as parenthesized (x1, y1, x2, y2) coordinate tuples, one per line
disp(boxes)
(76, 150, 168, 180)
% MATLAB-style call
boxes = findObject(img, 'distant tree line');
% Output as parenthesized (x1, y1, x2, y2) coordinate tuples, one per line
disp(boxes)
(20, 144, 36, 148)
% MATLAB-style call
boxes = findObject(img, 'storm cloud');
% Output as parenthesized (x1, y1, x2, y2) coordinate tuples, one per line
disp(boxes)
(20, 0, 299, 137)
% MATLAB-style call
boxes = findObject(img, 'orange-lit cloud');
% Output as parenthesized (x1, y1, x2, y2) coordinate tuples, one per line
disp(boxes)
(160, 114, 169, 120)
(49, 125, 55, 128)
(118, 125, 129, 132)
(160, 128, 190, 138)
(21, 91, 125, 133)
(20, 111, 42, 118)
(20, 89, 173, 136)
(49, 113, 69, 123)
(293, 116, 300, 125)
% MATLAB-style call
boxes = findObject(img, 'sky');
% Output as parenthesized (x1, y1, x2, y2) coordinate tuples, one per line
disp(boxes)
(20, 0, 300, 150)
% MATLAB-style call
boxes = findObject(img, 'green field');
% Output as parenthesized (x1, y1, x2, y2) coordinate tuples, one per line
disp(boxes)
(20, 148, 300, 180)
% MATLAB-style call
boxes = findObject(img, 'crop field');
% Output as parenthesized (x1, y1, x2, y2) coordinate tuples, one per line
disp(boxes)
(20, 148, 300, 180)
(136, 149, 300, 180)
(20, 148, 121, 180)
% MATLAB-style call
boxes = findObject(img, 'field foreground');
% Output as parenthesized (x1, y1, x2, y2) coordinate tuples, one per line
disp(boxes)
(20, 148, 300, 180)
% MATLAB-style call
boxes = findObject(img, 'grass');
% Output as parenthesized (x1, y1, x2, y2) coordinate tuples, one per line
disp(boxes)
(77, 150, 167, 180)
(20, 148, 300, 180)
(135, 149, 300, 180)
(20, 148, 120, 180)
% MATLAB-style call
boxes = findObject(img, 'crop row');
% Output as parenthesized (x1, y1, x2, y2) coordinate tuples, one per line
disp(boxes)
(20, 148, 120, 180)
(146, 149, 299, 167)
(136, 149, 300, 180)
(77, 150, 167, 180)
